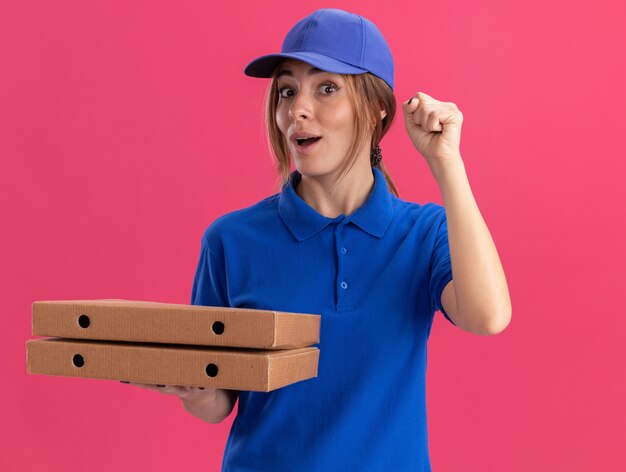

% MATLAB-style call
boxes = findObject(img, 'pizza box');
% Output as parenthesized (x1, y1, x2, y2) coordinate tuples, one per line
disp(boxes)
(32, 299, 320, 349)
(26, 338, 319, 392)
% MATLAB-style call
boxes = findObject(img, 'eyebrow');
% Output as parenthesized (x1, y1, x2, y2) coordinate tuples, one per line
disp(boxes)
(276, 66, 326, 78)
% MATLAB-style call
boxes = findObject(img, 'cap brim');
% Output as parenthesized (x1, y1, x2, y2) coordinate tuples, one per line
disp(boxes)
(244, 51, 368, 78)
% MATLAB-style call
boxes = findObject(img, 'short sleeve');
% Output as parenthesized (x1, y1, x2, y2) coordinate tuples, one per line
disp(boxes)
(429, 207, 455, 325)
(190, 229, 230, 307)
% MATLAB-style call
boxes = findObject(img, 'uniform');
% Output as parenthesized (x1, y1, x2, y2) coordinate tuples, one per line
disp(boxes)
(191, 166, 454, 471)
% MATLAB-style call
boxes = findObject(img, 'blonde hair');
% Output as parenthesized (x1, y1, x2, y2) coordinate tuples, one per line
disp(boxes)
(264, 67, 399, 197)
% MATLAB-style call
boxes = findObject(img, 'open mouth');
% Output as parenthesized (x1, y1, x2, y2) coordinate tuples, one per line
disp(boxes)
(295, 137, 322, 148)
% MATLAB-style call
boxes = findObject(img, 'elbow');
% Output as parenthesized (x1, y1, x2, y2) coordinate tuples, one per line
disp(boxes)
(451, 296, 512, 336)
(481, 308, 512, 336)
(478, 293, 512, 336)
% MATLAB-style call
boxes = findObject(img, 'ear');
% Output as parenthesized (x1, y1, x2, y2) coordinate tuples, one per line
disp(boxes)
(378, 100, 387, 120)
(370, 110, 386, 129)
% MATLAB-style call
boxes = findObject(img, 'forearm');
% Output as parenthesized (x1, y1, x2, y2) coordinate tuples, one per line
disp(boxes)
(180, 388, 238, 424)
(430, 157, 511, 334)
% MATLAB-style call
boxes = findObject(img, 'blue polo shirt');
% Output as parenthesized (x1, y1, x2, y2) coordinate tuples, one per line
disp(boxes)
(191, 167, 454, 471)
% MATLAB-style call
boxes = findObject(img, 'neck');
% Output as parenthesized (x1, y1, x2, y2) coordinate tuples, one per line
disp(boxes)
(295, 161, 376, 218)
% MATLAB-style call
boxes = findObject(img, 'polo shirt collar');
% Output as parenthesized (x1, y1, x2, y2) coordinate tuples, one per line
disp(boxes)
(278, 167, 394, 241)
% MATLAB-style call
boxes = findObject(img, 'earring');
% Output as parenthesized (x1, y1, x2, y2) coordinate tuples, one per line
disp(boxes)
(370, 144, 382, 166)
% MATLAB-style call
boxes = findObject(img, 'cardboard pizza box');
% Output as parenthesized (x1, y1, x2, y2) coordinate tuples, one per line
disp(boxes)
(26, 338, 319, 392)
(32, 299, 320, 349)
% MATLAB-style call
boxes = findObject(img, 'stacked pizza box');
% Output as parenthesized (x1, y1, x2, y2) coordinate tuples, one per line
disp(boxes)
(26, 299, 321, 392)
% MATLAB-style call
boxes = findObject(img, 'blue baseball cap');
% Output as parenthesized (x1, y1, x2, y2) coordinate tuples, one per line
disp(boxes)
(244, 8, 394, 90)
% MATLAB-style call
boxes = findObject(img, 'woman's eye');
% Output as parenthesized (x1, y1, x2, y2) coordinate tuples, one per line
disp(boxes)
(319, 83, 338, 94)
(278, 87, 294, 98)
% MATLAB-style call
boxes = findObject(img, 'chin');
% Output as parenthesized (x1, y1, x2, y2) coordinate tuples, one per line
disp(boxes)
(292, 159, 318, 175)
(293, 164, 334, 179)
(292, 158, 340, 177)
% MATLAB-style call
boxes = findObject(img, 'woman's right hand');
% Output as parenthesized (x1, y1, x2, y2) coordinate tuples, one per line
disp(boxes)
(121, 382, 237, 424)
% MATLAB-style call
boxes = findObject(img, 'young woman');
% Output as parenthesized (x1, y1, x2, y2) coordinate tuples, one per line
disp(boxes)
(130, 8, 511, 471)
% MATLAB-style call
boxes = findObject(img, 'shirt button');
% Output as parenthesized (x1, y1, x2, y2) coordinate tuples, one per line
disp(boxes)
(341, 247, 347, 255)
(340, 281, 348, 289)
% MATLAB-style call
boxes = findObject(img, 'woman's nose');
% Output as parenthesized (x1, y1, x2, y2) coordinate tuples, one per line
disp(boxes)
(288, 90, 313, 121)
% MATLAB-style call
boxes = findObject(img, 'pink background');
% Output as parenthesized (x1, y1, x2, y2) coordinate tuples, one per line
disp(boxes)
(2, 1, 625, 471)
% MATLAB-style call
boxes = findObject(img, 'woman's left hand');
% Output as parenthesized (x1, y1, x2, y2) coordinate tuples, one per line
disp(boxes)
(402, 92, 464, 166)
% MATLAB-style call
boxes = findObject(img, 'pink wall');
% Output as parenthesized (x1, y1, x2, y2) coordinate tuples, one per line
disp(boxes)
(2, 1, 625, 471)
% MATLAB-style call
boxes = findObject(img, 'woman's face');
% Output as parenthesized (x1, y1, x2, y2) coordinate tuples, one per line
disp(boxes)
(275, 59, 360, 178)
